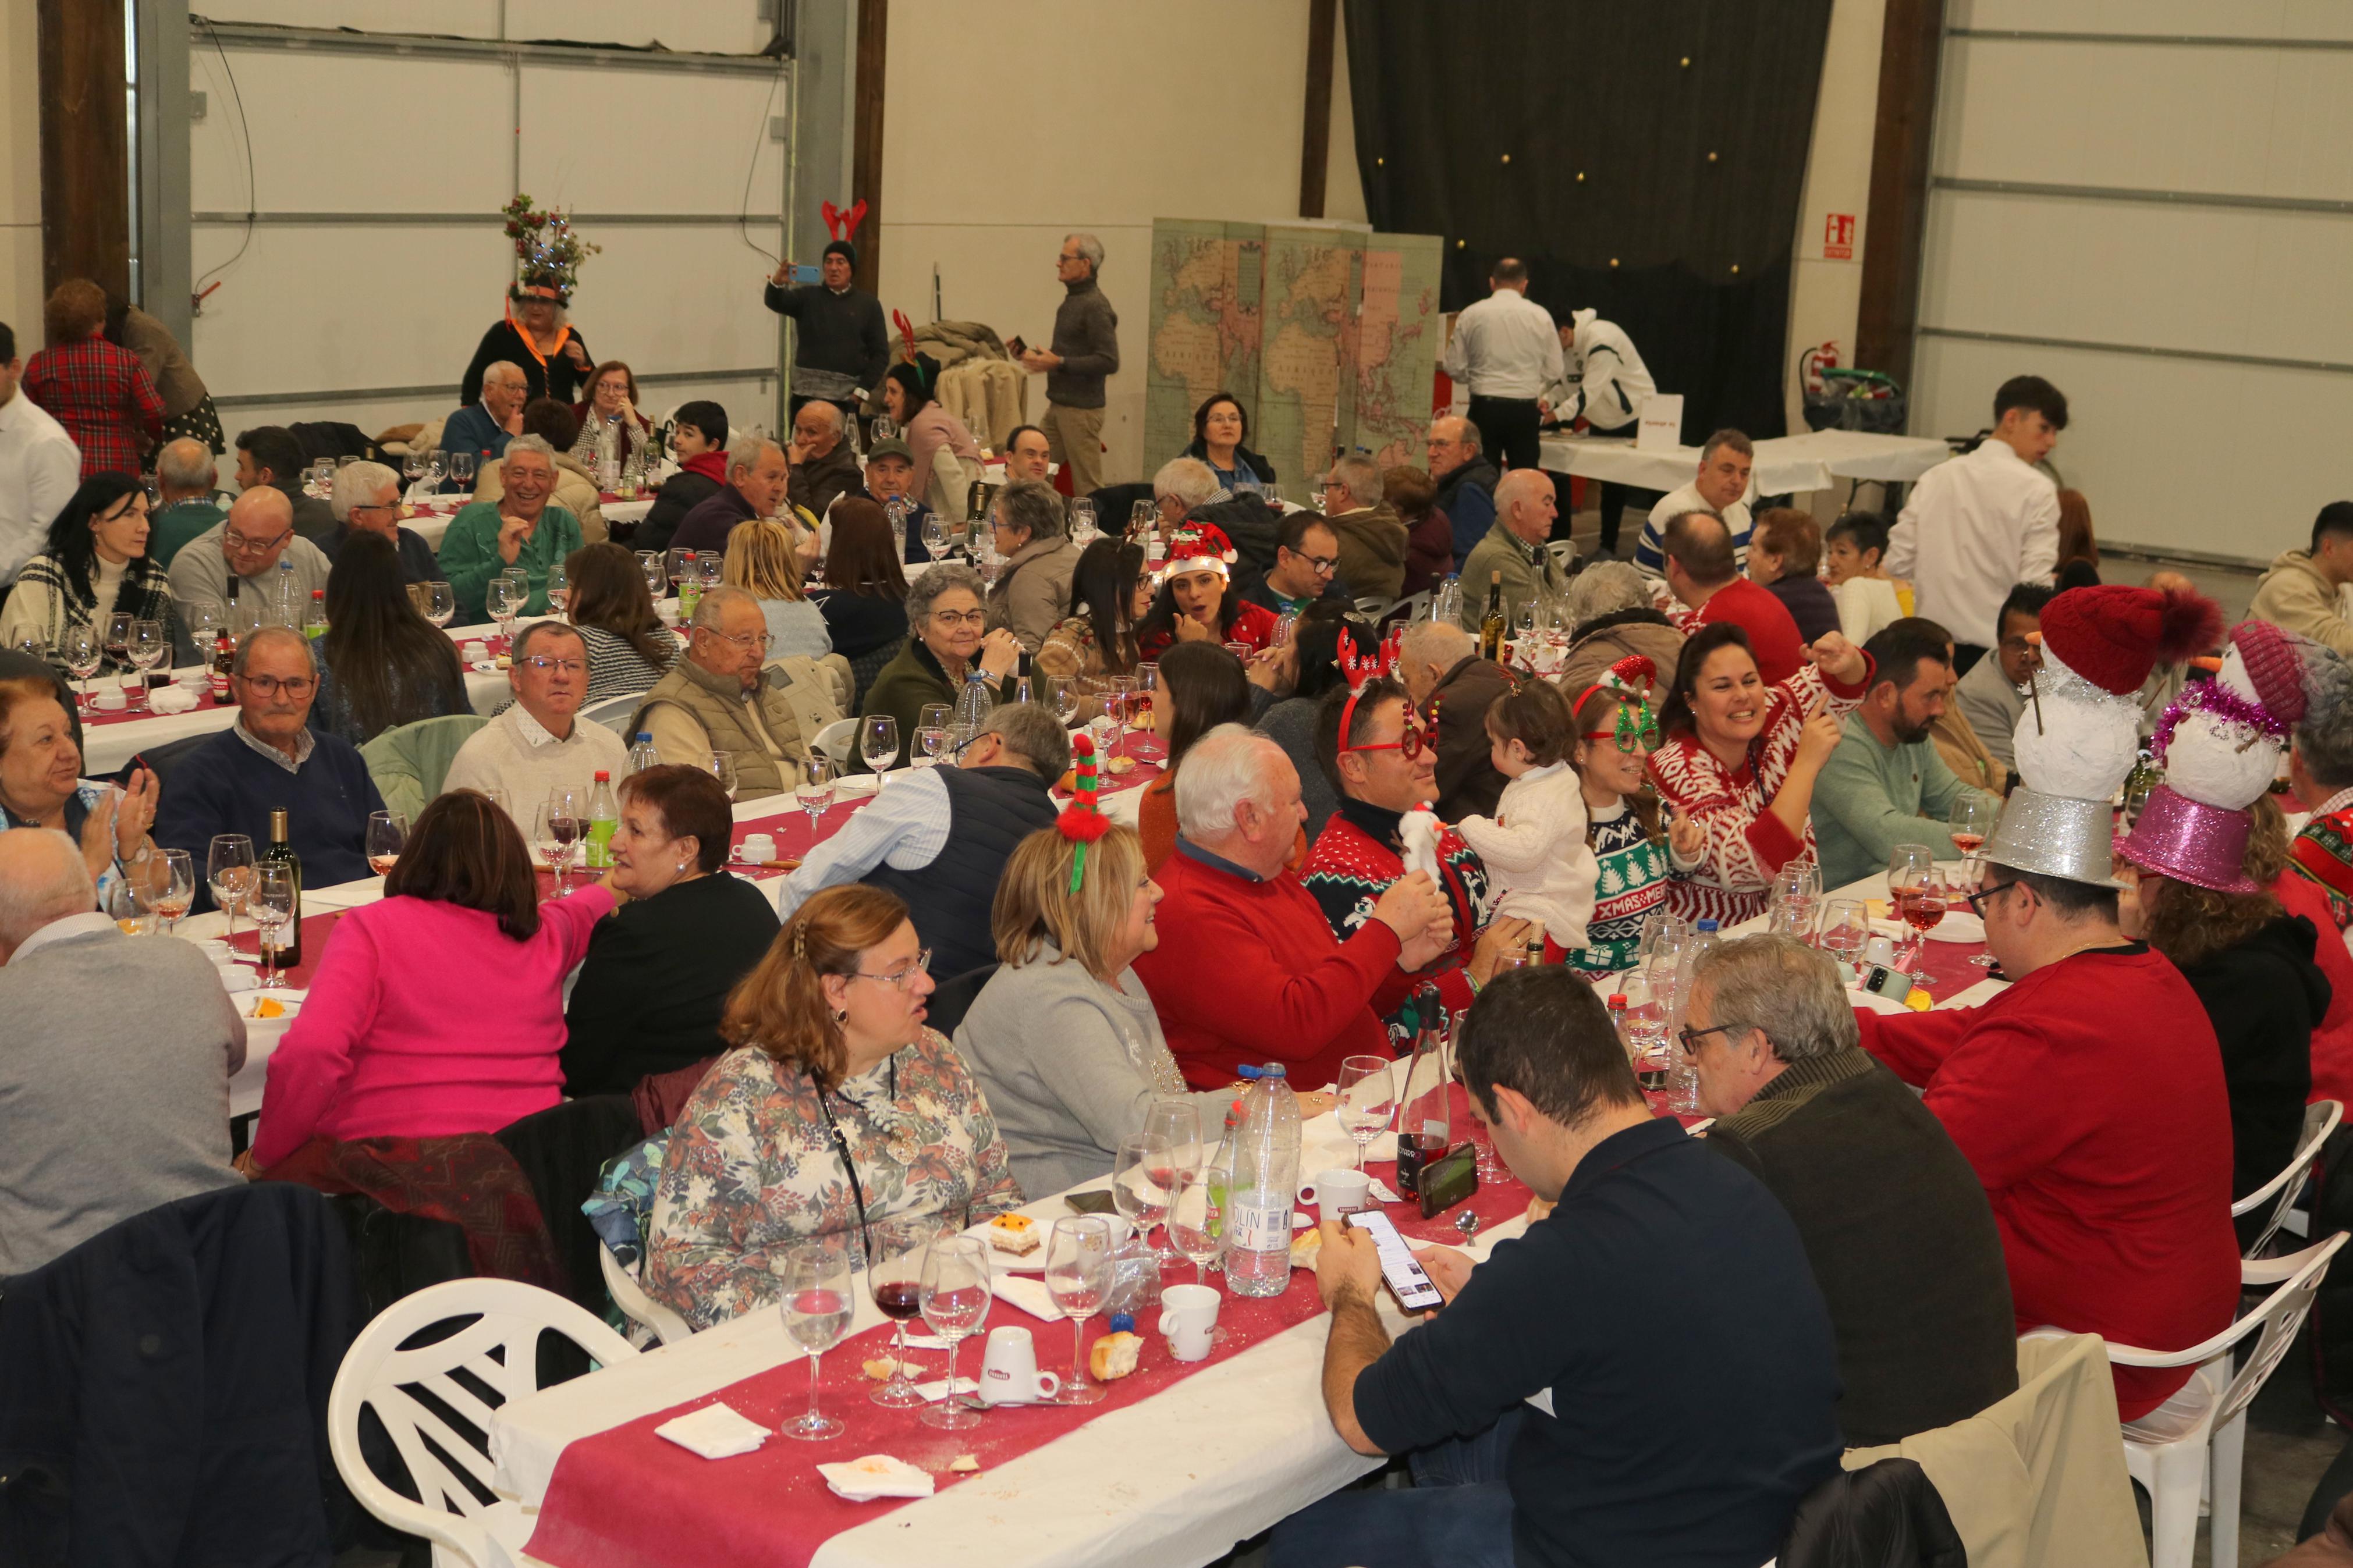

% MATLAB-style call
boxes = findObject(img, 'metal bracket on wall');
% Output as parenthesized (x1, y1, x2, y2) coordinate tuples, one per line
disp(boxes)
(190, 211, 785, 227)
(1947, 27, 2353, 52)
(214, 367, 778, 411)
(1932, 175, 2353, 219)
(1916, 325, 2353, 380)
(189, 18, 792, 77)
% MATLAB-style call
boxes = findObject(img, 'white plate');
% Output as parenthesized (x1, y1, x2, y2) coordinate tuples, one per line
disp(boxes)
(1924, 911, 1986, 943)
(1846, 988, 1914, 1016)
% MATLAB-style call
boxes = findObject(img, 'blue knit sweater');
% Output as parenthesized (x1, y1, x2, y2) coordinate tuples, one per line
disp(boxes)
(153, 726, 386, 910)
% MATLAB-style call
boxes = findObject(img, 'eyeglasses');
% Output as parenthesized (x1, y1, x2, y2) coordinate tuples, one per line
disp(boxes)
(850, 949, 932, 991)
(1677, 1022, 1740, 1057)
(224, 528, 292, 553)
(1342, 728, 1429, 761)
(704, 627, 771, 652)
(238, 674, 317, 697)
(1296, 552, 1339, 577)
(349, 502, 399, 518)
(931, 609, 987, 629)
(520, 656, 586, 675)
(1962, 881, 2020, 918)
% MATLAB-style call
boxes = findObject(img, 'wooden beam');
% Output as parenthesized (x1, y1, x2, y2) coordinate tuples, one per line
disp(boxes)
(1855, 0, 1944, 390)
(37, 0, 132, 320)
(1298, 0, 1337, 219)
(850, 0, 889, 296)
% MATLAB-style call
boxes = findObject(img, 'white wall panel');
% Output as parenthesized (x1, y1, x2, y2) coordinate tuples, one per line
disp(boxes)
(506, 0, 769, 54)
(517, 66, 784, 215)
(194, 1, 498, 38)
(566, 225, 783, 380)
(189, 50, 513, 213)
(1952, 0, 2353, 42)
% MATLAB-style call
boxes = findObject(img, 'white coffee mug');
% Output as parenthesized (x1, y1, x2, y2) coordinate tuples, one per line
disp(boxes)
(462, 641, 491, 663)
(1297, 1167, 1372, 1224)
(978, 1325, 1061, 1404)
(1158, 1282, 1220, 1362)
(740, 834, 777, 862)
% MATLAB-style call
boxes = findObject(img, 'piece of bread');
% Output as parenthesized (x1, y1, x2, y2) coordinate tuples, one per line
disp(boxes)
(1289, 1226, 1322, 1271)
(949, 1455, 981, 1473)
(1089, 1330, 1142, 1381)
(1104, 755, 1137, 775)
(985, 1213, 1041, 1257)
(861, 1356, 899, 1381)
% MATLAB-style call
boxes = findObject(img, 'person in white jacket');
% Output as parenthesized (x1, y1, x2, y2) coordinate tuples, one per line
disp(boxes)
(1450, 678, 1598, 955)
(1542, 309, 1659, 561)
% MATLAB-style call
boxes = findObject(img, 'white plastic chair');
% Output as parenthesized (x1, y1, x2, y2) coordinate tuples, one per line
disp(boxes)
(1545, 538, 1578, 573)
(1353, 595, 1393, 620)
(2233, 1098, 2340, 1257)
(1380, 588, 1432, 627)
(2100, 1229, 2349, 1568)
(328, 1277, 640, 1568)
(813, 716, 858, 766)
(600, 1240, 697, 1346)
(580, 692, 650, 739)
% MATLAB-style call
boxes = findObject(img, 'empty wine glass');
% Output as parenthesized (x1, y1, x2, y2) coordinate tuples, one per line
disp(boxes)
(487, 577, 521, 645)
(545, 561, 570, 616)
(866, 1215, 939, 1409)
(1128, 500, 1156, 539)
(446, 449, 475, 490)
(1045, 1215, 1115, 1405)
(1767, 862, 1819, 938)
(537, 789, 584, 895)
(207, 834, 255, 956)
(860, 713, 900, 785)
(709, 751, 738, 802)
(250, 862, 298, 987)
(424, 581, 456, 629)
(139, 847, 196, 937)
(775, 1241, 852, 1441)
(365, 811, 407, 877)
(1816, 898, 1871, 977)
(1335, 1055, 1397, 1171)
(1108, 674, 1136, 758)
(1069, 497, 1096, 546)
(423, 452, 446, 492)
(128, 620, 165, 710)
(917, 1234, 993, 1430)
(1050, 674, 1081, 727)
(638, 552, 666, 600)
(61, 626, 101, 717)
(921, 514, 949, 563)
(797, 751, 836, 835)
(1167, 1162, 1231, 1297)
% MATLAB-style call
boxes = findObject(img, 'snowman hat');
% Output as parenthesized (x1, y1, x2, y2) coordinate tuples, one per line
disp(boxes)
(1154, 522, 1240, 585)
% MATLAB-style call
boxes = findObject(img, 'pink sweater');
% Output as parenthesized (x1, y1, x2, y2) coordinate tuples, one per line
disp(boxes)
(254, 888, 615, 1165)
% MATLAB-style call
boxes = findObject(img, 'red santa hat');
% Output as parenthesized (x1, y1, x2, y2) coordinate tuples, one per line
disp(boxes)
(2036, 585, 2221, 696)
(1154, 522, 1240, 585)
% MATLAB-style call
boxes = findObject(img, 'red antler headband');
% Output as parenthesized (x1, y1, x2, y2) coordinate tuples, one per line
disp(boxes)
(821, 198, 868, 243)
(1056, 731, 1112, 893)
(1337, 626, 1418, 758)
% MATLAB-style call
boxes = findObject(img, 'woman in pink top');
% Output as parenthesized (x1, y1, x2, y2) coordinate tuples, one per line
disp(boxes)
(885, 361, 981, 521)
(250, 790, 614, 1167)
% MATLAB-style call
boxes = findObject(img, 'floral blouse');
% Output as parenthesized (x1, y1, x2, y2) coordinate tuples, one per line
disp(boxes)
(644, 1028, 1024, 1329)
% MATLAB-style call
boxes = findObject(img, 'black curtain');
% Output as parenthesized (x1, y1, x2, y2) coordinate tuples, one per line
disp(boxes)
(1344, 0, 1836, 443)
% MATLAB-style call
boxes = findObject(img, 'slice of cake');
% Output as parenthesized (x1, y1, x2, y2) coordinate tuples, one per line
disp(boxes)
(984, 1212, 1041, 1257)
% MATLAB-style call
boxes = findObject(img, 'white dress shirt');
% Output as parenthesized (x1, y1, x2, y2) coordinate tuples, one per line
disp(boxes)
(1442, 289, 1565, 400)
(776, 762, 953, 917)
(0, 390, 83, 582)
(1886, 438, 2059, 649)
(1546, 310, 1656, 432)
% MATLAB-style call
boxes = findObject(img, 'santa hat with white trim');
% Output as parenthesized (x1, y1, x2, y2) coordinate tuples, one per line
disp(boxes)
(1154, 522, 1240, 585)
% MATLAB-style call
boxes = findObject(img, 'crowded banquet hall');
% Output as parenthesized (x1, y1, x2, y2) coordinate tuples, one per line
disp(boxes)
(11, 3, 2353, 1566)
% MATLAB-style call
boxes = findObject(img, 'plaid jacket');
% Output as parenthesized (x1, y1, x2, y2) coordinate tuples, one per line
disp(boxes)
(25, 338, 164, 479)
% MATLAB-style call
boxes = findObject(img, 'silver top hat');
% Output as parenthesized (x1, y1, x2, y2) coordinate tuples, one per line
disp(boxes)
(1980, 787, 2124, 890)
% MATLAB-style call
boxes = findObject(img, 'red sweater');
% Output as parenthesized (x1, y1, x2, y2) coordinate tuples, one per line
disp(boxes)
(1857, 944, 2238, 1421)
(1698, 577, 1807, 685)
(1134, 844, 1403, 1091)
(2274, 870, 2353, 1107)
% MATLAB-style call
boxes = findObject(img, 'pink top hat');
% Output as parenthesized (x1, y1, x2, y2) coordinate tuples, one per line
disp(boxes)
(2117, 784, 2262, 896)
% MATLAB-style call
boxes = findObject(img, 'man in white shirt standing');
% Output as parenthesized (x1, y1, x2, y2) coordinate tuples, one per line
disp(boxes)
(1637, 430, 1754, 578)
(442, 619, 629, 808)
(0, 319, 84, 600)
(1543, 308, 1659, 561)
(1886, 375, 2066, 674)
(1442, 259, 1562, 478)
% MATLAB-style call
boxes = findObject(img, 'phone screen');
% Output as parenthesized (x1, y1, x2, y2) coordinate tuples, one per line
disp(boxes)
(1064, 1189, 1117, 1216)
(1417, 1142, 1478, 1218)
(1345, 1210, 1445, 1313)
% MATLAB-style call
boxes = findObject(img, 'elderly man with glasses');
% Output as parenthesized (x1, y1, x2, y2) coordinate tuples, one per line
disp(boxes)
(435, 435, 584, 625)
(441, 620, 627, 809)
(329, 459, 438, 584)
(1318, 456, 1409, 602)
(1240, 511, 1351, 618)
(166, 483, 333, 635)
(154, 626, 386, 908)
(633, 585, 849, 801)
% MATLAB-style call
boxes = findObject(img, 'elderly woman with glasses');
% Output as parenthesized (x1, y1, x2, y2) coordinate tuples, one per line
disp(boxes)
(645, 884, 1023, 1329)
(857, 561, 1021, 771)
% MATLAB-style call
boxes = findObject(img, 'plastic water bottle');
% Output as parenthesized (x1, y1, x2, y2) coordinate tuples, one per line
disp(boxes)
(583, 770, 619, 869)
(949, 666, 993, 753)
(1670, 919, 1722, 1112)
(1223, 1063, 1302, 1298)
(271, 557, 300, 627)
(1431, 572, 1463, 627)
(627, 731, 661, 774)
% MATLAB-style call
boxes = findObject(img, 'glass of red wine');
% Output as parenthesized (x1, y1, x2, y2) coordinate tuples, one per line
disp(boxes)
(867, 1215, 938, 1408)
(536, 790, 583, 896)
(1889, 844, 1946, 986)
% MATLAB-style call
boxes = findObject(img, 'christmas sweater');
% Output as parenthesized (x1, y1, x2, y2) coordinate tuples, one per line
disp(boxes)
(1301, 798, 1495, 1051)
(1566, 802, 1670, 977)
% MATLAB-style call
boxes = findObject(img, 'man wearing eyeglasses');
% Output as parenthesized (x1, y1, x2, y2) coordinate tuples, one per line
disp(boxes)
(633, 585, 849, 801)
(328, 460, 437, 584)
(1317, 456, 1408, 602)
(442, 620, 627, 809)
(1396, 618, 1514, 822)
(1240, 513, 1350, 619)
(166, 485, 333, 637)
(154, 627, 386, 910)
(435, 437, 585, 625)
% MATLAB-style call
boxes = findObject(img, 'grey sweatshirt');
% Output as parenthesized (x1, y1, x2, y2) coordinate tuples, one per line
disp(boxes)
(953, 943, 1229, 1197)
(1046, 279, 1120, 410)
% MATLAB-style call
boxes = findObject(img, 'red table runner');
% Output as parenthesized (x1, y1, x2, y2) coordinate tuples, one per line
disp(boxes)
(226, 909, 347, 991)
(522, 1108, 1545, 1568)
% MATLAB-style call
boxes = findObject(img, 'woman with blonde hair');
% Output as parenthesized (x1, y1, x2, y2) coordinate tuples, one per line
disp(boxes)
(722, 516, 833, 663)
(644, 884, 1021, 1328)
(955, 815, 1229, 1195)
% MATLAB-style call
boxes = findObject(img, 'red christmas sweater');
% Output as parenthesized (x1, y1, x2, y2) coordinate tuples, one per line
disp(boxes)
(1301, 800, 1496, 1050)
(1857, 944, 2239, 1421)
(1134, 841, 1401, 1091)
(1137, 598, 1279, 662)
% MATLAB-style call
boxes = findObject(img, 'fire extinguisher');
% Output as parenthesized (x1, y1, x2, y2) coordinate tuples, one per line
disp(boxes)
(1800, 342, 1840, 396)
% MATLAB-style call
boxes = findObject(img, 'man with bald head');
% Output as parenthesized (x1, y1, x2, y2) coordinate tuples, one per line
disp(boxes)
(168, 483, 333, 633)
(0, 827, 245, 1275)
(1428, 415, 1500, 563)
(1663, 510, 1806, 684)
(148, 436, 227, 568)
(1457, 468, 1567, 635)
(439, 360, 527, 482)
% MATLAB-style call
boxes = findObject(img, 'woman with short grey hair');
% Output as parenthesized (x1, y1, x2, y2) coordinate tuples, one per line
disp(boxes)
(857, 561, 1021, 771)
(1558, 559, 1685, 699)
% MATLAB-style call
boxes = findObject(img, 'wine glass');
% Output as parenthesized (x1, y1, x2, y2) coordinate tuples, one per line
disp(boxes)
(104, 610, 132, 671)
(1816, 898, 1871, 976)
(1140, 1100, 1201, 1260)
(1111, 1132, 1175, 1264)
(424, 581, 456, 629)
(709, 751, 738, 802)
(1767, 862, 1819, 938)
(306, 458, 333, 498)
(207, 834, 255, 955)
(365, 811, 407, 877)
(250, 862, 298, 987)
(1128, 500, 1156, 539)
(797, 751, 836, 836)
(638, 552, 666, 600)
(403, 450, 428, 494)
(1069, 497, 1096, 546)
(914, 702, 952, 769)
(1949, 794, 1993, 881)
(1167, 1161, 1231, 1298)
(129, 619, 165, 709)
(61, 626, 101, 717)
(1050, 675, 1081, 727)
(1108, 674, 1136, 758)
(545, 560, 570, 616)
(917, 1234, 993, 1430)
(487, 577, 521, 646)
(537, 788, 584, 895)
(666, 549, 697, 599)
(1904, 867, 1951, 987)
(860, 713, 900, 785)
(1335, 1055, 1397, 1171)
(423, 452, 446, 492)
(1617, 964, 1671, 1089)
(1886, 842, 1935, 977)
(139, 847, 196, 937)
(775, 1241, 852, 1441)
(446, 449, 475, 491)
(1044, 1215, 1115, 1406)
(866, 1215, 939, 1409)
(921, 514, 949, 563)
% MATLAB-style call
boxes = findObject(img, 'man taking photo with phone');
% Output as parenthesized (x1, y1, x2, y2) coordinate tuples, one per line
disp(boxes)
(1275, 966, 1841, 1568)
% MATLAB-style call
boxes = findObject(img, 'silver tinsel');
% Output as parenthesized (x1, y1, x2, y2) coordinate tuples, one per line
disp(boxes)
(1982, 788, 2125, 888)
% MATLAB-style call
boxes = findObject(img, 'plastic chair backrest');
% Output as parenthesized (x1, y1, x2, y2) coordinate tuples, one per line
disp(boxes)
(581, 692, 651, 739)
(814, 716, 858, 765)
(1382, 589, 1432, 628)
(599, 1242, 695, 1346)
(2236, 1099, 2341, 1255)
(326, 1276, 637, 1558)
(2213, 1232, 2348, 1432)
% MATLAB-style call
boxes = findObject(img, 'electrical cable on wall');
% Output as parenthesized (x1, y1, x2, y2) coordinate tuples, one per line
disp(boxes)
(190, 16, 258, 309)
(737, 68, 783, 269)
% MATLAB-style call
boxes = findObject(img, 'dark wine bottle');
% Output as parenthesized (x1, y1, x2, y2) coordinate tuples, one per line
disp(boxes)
(261, 806, 303, 968)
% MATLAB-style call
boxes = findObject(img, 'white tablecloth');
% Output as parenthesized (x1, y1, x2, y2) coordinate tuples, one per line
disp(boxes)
(1536, 431, 1952, 495)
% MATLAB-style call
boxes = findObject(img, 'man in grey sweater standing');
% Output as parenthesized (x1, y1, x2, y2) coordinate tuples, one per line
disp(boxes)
(1020, 233, 1119, 497)
(0, 828, 244, 1277)
(766, 239, 892, 426)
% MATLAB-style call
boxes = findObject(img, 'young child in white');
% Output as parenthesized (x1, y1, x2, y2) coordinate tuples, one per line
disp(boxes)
(1451, 680, 1598, 959)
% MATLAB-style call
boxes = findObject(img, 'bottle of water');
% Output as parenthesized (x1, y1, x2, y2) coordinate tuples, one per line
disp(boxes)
(949, 665, 993, 753)
(1670, 919, 1722, 1112)
(628, 731, 661, 774)
(271, 557, 300, 628)
(1223, 1063, 1302, 1297)
(1431, 572, 1463, 627)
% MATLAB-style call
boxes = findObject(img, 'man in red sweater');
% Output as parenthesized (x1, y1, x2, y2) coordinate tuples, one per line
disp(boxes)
(1857, 861, 2239, 1424)
(1663, 510, 1805, 684)
(1135, 724, 1454, 1090)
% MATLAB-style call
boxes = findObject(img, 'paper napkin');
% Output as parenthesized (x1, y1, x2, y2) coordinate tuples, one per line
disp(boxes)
(655, 1402, 771, 1459)
(818, 1453, 938, 1501)
(911, 1375, 979, 1403)
(989, 1274, 1061, 1321)
(147, 685, 199, 714)
(1365, 1177, 1404, 1204)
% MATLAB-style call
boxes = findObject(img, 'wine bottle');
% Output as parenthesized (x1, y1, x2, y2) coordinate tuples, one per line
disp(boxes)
(211, 582, 237, 703)
(261, 807, 303, 969)
(1478, 570, 1506, 662)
